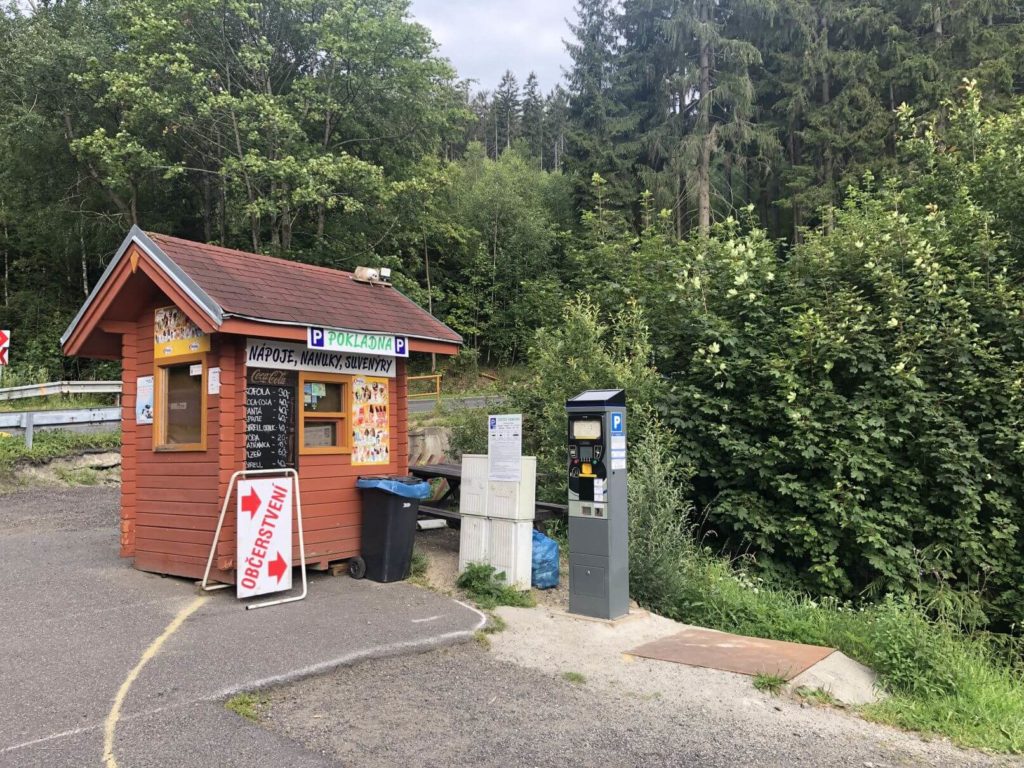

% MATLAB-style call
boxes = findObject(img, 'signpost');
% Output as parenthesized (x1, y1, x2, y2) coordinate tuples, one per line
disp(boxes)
(0, 329, 9, 367)
(307, 326, 408, 358)
(235, 477, 293, 599)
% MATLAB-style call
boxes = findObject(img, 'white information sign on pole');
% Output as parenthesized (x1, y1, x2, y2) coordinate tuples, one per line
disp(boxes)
(488, 413, 523, 482)
(236, 477, 293, 598)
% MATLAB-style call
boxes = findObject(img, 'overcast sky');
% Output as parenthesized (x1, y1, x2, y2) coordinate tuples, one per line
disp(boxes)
(408, 0, 577, 94)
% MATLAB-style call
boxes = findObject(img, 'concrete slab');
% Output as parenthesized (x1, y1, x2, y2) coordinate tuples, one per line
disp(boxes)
(0, 486, 485, 767)
(627, 627, 834, 681)
(787, 650, 884, 706)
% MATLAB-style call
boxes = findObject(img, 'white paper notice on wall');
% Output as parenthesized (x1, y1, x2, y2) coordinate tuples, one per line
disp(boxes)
(611, 459, 626, 471)
(208, 367, 221, 395)
(135, 375, 154, 425)
(189, 363, 202, 377)
(488, 414, 522, 482)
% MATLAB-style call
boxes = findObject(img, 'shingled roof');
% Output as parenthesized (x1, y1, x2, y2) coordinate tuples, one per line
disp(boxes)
(62, 227, 462, 349)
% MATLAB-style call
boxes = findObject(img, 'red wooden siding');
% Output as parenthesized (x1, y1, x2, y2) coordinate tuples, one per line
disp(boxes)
(119, 301, 410, 583)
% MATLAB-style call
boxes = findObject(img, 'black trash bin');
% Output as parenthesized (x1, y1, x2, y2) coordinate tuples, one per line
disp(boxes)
(352, 476, 431, 582)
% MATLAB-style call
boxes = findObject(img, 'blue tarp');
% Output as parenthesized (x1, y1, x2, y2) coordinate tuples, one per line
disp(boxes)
(532, 529, 560, 589)
(356, 476, 431, 500)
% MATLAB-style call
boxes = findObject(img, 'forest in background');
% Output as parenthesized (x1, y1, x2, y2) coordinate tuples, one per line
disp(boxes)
(6, 0, 1024, 626)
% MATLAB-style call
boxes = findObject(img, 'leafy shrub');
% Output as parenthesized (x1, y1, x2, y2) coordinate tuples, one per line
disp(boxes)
(509, 296, 664, 500)
(626, 427, 1024, 752)
(456, 563, 536, 610)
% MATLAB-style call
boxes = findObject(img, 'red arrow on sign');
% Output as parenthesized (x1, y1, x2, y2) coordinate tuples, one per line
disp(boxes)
(0, 348, 6, 366)
(267, 552, 288, 583)
(241, 487, 261, 519)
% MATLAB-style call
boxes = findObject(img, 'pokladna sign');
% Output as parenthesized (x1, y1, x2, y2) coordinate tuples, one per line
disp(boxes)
(307, 326, 408, 357)
(236, 478, 293, 598)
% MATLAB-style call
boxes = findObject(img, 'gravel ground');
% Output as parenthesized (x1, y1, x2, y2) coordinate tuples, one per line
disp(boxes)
(262, 642, 1017, 768)
(0, 484, 118, 533)
(260, 524, 1021, 768)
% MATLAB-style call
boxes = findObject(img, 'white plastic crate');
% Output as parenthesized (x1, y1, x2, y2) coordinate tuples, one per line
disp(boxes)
(457, 454, 536, 590)
(459, 454, 536, 521)
(458, 516, 533, 590)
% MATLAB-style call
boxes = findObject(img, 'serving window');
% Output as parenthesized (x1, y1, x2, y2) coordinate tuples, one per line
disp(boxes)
(154, 354, 207, 451)
(299, 372, 350, 455)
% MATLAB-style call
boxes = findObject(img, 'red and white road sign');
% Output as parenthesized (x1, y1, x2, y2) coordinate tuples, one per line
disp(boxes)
(236, 477, 293, 599)
(0, 330, 9, 366)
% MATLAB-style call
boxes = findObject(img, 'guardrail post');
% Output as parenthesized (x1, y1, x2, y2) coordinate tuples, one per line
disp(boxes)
(23, 412, 34, 450)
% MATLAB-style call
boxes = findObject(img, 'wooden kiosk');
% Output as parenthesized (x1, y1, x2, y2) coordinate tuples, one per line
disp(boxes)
(62, 227, 461, 583)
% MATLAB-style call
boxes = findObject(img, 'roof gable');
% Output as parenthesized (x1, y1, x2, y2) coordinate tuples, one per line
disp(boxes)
(63, 228, 462, 354)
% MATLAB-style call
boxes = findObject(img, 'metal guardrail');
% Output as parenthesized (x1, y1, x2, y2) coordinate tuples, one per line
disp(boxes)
(0, 380, 122, 402)
(0, 407, 121, 448)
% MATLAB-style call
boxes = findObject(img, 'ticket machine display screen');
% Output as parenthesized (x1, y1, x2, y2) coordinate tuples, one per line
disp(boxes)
(571, 419, 602, 441)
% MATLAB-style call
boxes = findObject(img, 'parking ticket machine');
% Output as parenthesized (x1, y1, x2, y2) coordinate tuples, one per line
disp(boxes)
(566, 389, 629, 620)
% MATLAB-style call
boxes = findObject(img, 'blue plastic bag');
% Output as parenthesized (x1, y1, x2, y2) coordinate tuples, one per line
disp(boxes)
(356, 476, 431, 499)
(531, 529, 560, 589)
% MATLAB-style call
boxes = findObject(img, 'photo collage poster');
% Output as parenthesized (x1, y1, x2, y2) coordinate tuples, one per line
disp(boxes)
(351, 376, 390, 466)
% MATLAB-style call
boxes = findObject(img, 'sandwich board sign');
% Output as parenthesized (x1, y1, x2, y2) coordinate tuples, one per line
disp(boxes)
(236, 478, 293, 598)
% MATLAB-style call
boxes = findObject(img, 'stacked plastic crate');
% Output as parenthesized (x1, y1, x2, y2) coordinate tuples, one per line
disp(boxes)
(457, 454, 536, 590)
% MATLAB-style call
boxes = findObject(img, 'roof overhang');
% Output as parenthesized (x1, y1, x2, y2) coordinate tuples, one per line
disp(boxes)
(61, 226, 223, 356)
(62, 227, 462, 359)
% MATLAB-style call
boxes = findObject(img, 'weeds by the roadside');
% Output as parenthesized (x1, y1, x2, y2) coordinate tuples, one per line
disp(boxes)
(795, 687, 839, 707)
(562, 671, 586, 685)
(457, 563, 536, 611)
(409, 550, 428, 578)
(0, 430, 121, 475)
(753, 673, 786, 695)
(628, 423, 1024, 754)
(226, 692, 268, 721)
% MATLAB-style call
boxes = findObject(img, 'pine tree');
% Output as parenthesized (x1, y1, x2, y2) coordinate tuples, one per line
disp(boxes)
(658, 0, 775, 235)
(544, 86, 570, 171)
(564, 0, 630, 209)
(493, 70, 521, 154)
(521, 72, 545, 164)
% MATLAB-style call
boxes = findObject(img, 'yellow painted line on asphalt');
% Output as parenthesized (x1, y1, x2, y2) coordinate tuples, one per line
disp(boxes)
(102, 596, 208, 768)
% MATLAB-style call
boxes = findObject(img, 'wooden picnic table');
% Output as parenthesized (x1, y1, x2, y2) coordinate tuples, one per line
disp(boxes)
(408, 463, 567, 525)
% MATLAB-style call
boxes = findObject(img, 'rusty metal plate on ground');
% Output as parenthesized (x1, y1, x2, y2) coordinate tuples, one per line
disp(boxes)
(626, 628, 835, 681)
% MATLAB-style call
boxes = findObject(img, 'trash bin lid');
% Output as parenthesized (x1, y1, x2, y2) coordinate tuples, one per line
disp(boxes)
(356, 476, 431, 499)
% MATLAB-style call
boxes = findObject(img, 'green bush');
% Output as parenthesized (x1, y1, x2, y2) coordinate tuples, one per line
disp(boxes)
(456, 563, 536, 610)
(509, 296, 664, 501)
(627, 426, 1024, 753)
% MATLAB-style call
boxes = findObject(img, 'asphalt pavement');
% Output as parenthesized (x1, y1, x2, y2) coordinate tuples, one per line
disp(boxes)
(0, 486, 484, 767)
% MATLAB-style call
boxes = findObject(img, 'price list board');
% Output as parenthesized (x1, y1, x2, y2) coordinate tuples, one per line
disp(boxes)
(245, 368, 297, 470)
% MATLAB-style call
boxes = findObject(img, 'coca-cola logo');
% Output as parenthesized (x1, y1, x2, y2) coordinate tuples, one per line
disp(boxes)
(250, 369, 290, 386)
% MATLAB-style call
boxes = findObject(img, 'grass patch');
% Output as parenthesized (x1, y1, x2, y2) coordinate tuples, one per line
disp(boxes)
(482, 612, 507, 634)
(629, 424, 1024, 754)
(0, 394, 115, 413)
(456, 563, 536, 611)
(562, 671, 586, 685)
(55, 466, 101, 486)
(753, 673, 787, 695)
(409, 549, 428, 578)
(225, 692, 268, 721)
(0, 429, 121, 475)
(473, 630, 491, 649)
(795, 687, 840, 707)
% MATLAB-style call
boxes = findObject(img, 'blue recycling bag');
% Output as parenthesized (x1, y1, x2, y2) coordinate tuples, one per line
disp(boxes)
(356, 476, 431, 499)
(531, 529, 560, 589)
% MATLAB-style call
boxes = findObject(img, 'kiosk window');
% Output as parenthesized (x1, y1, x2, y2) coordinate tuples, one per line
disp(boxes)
(155, 356, 206, 451)
(299, 373, 349, 454)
